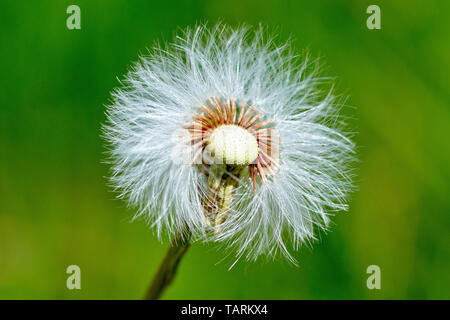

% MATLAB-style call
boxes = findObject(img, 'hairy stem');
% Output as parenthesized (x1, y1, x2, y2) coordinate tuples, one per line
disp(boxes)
(143, 233, 191, 300)
(204, 165, 242, 232)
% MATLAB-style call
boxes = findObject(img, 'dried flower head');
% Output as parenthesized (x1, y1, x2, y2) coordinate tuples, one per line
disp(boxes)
(103, 24, 356, 263)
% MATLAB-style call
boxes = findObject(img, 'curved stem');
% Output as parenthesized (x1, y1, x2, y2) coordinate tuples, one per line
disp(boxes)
(143, 233, 191, 300)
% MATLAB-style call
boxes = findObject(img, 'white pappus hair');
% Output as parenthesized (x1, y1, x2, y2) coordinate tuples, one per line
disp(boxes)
(103, 24, 356, 264)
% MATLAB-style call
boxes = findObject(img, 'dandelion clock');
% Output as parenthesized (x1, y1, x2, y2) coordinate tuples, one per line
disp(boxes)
(103, 24, 356, 299)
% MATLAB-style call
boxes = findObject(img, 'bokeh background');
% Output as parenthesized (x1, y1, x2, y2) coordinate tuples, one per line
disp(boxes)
(0, 0, 449, 299)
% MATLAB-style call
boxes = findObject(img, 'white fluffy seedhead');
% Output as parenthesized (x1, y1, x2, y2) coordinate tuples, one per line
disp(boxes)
(103, 24, 356, 264)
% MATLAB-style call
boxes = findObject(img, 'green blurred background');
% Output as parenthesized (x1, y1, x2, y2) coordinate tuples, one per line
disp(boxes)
(0, 0, 449, 299)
